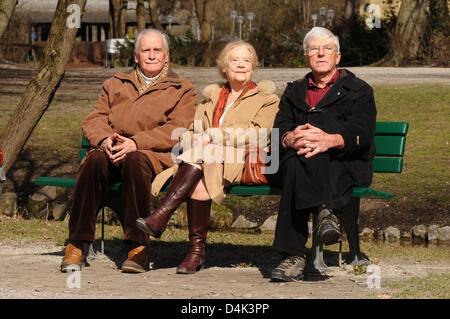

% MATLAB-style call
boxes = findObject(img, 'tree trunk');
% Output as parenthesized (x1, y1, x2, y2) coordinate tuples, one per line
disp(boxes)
(136, 0, 146, 31)
(0, 0, 17, 40)
(344, 0, 356, 21)
(148, 0, 163, 30)
(0, 0, 87, 174)
(119, 0, 128, 37)
(301, 0, 310, 27)
(109, 0, 120, 38)
(194, 0, 213, 42)
(342, 0, 360, 34)
(382, 0, 428, 66)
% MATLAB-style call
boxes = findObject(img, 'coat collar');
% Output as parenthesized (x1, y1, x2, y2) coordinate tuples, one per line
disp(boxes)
(202, 80, 276, 104)
(286, 69, 357, 111)
(113, 68, 182, 94)
(201, 80, 276, 124)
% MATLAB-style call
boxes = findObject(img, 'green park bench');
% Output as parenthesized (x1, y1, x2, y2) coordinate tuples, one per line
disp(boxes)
(33, 121, 409, 272)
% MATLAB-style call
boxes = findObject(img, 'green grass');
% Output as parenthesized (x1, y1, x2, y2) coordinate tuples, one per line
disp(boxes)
(372, 84, 450, 211)
(386, 273, 450, 298)
(1, 218, 449, 263)
(334, 240, 450, 262)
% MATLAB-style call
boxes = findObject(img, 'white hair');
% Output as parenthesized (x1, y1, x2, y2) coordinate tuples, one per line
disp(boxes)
(134, 29, 170, 53)
(303, 27, 340, 54)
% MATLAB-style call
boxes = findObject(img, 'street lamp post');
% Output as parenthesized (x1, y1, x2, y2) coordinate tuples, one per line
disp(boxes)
(327, 9, 335, 26)
(167, 14, 173, 31)
(311, 13, 318, 27)
(311, 8, 334, 27)
(319, 7, 326, 27)
(211, 17, 215, 42)
(237, 15, 244, 40)
(247, 11, 254, 34)
(230, 10, 237, 36)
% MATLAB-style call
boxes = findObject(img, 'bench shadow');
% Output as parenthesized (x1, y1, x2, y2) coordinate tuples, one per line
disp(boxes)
(88, 239, 355, 282)
(43, 239, 367, 283)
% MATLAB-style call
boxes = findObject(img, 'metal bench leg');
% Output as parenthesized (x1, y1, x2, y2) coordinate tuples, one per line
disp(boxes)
(306, 212, 328, 274)
(341, 198, 370, 266)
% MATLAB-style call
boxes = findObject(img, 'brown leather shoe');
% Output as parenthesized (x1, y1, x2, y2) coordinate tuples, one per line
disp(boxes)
(121, 245, 150, 273)
(60, 242, 86, 273)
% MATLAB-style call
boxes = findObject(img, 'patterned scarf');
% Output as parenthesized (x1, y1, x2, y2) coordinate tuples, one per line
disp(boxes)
(212, 81, 257, 128)
(135, 62, 169, 94)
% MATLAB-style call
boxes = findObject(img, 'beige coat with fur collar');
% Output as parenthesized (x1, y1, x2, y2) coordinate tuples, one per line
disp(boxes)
(151, 80, 280, 204)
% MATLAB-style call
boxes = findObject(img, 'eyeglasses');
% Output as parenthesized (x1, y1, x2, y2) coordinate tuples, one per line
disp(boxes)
(307, 45, 336, 56)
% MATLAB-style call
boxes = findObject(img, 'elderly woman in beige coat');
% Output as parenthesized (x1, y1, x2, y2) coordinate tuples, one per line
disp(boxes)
(137, 41, 280, 274)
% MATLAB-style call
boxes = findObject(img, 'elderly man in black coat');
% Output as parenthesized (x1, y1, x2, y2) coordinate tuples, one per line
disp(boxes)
(270, 27, 377, 282)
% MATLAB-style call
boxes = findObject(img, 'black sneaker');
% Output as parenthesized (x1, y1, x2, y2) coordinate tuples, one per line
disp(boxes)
(317, 207, 342, 246)
(270, 255, 306, 282)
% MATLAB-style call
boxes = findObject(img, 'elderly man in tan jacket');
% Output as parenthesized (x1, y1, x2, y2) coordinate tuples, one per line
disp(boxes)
(60, 29, 197, 273)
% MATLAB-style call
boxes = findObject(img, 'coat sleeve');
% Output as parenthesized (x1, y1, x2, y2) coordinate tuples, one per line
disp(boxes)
(334, 84, 377, 158)
(130, 81, 198, 152)
(81, 78, 116, 147)
(273, 84, 302, 157)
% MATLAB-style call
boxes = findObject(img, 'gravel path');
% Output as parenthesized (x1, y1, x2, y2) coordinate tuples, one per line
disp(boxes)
(0, 240, 448, 300)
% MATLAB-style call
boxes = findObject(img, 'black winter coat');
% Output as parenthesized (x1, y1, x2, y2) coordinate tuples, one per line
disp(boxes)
(273, 69, 377, 210)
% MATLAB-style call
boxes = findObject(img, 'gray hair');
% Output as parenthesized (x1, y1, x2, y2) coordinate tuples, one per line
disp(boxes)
(303, 27, 340, 54)
(134, 29, 170, 53)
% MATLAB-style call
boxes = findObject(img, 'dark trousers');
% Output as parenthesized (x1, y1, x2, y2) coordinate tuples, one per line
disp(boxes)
(69, 150, 154, 246)
(272, 155, 312, 257)
(273, 198, 311, 257)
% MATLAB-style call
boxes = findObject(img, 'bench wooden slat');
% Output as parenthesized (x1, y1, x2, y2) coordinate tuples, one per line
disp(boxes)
(81, 136, 90, 148)
(375, 122, 409, 136)
(372, 157, 403, 173)
(374, 136, 406, 156)
(34, 177, 76, 188)
(226, 184, 393, 199)
(79, 149, 87, 163)
(33, 177, 394, 199)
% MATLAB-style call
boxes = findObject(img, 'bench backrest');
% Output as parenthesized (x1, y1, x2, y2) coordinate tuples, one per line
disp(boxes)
(373, 121, 408, 173)
(79, 121, 409, 173)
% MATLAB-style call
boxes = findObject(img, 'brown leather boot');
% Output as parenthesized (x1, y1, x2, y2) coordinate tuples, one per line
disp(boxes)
(176, 198, 211, 274)
(60, 242, 87, 272)
(121, 245, 150, 273)
(136, 163, 203, 238)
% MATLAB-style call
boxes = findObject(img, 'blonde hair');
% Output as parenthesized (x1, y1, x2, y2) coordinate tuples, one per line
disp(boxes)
(216, 41, 258, 79)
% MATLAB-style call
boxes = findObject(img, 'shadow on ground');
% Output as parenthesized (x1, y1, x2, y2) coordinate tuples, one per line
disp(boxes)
(49, 238, 367, 282)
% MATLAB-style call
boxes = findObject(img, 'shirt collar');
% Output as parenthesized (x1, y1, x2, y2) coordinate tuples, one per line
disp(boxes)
(137, 66, 159, 84)
(308, 69, 339, 89)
